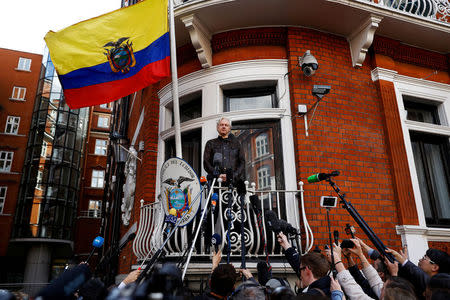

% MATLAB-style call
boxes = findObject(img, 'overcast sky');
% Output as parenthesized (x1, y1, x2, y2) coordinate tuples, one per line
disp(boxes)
(1, 0, 121, 55)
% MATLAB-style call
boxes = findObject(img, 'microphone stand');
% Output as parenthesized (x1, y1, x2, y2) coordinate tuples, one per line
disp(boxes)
(226, 181, 233, 264)
(181, 178, 217, 280)
(326, 178, 395, 263)
(239, 188, 246, 279)
(325, 207, 336, 275)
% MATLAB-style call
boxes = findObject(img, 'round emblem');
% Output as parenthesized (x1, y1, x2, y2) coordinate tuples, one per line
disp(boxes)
(160, 158, 201, 227)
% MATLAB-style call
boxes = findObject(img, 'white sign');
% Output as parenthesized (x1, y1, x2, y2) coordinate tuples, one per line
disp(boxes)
(160, 158, 201, 227)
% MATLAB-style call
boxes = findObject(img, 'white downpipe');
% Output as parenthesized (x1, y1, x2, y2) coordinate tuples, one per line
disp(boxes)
(299, 181, 314, 253)
(169, 0, 182, 158)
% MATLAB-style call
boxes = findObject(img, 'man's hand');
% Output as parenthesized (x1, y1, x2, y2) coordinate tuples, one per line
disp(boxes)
(239, 268, 253, 280)
(219, 174, 227, 182)
(348, 239, 364, 258)
(385, 248, 406, 265)
(330, 275, 342, 292)
(357, 237, 372, 254)
(212, 250, 222, 271)
(384, 256, 399, 276)
(122, 269, 141, 285)
(333, 244, 345, 273)
(277, 232, 291, 250)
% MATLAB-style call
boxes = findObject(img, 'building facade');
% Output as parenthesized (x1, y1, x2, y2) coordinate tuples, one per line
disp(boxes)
(113, 0, 449, 286)
(0, 48, 42, 285)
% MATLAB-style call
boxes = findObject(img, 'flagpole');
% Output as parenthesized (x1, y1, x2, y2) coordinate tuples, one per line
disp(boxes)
(169, 0, 182, 159)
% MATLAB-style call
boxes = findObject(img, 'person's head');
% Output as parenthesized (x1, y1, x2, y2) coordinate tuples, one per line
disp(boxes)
(381, 276, 417, 300)
(424, 273, 450, 300)
(418, 249, 450, 277)
(265, 277, 290, 296)
(373, 258, 390, 282)
(217, 117, 231, 138)
(270, 286, 295, 300)
(230, 280, 265, 300)
(210, 263, 237, 297)
(299, 252, 330, 288)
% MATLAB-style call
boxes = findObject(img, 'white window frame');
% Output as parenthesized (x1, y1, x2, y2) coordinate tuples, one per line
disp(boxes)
(97, 116, 110, 128)
(0, 186, 6, 214)
(41, 141, 48, 157)
(11, 86, 26, 101)
(91, 170, 105, 188)
(88, 200, 102, 217)
(36, 170, 43, 190)
(157, 59, 298, 225)
(372, 67, 450, 263)
(17, 57, 31, 71)
(257, 166, 271, 189)
(0, 151, 14, 172)
(255, 133, 269, 157)
(94, 139, 108, 155)
(5, 116, 20, 134)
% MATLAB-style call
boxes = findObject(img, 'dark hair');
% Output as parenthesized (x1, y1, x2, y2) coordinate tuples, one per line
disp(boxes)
(300, 252, 330, 279)
(270, 286, 295, 300)
(426, 249, 450, 274)
(210, 264, 237, 296)
(374, 258, 390, 280)
(426, 273, 450, 300)
(384, 277, 417, 300)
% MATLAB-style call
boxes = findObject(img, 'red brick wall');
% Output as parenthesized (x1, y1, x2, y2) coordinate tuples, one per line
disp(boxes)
(0, 48, 42, 255)
(286, 28, 401, 250)
(428, 241, 450, 255)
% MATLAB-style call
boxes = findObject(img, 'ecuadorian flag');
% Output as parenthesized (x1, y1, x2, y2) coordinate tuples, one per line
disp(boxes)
(45, 0, 170, 109)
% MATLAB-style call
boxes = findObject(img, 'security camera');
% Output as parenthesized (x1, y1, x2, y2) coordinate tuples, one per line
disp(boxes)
(312, 85, 331, 99)
(299, 50, 318, 76)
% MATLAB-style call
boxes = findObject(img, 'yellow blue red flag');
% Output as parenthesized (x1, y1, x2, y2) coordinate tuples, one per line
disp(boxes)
(44, 0, 170, 109)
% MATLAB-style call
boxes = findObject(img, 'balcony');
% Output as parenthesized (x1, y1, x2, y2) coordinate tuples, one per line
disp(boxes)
(132, 182, 309, 274)
(173, 0, 449, 68)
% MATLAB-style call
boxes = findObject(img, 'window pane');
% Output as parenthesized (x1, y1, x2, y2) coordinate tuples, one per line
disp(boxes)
(224, 87, 277, 112)
(165, 129, 201, 175)
(404, 100, 439, 125)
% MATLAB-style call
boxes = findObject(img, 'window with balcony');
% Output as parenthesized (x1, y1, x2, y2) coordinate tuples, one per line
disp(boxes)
(97, 116, 110, 128)
(11, 87, 26, 101)
(405, 99, 450, 226)
(94, 139, 108, 155)
(5, 116, 20, 134)
(91, 170, 105, 188)
(88, 200, 102, 217)
(0, 151, 13, 172)
(17, 57, 31, 71)
(0, 186, 6, 214)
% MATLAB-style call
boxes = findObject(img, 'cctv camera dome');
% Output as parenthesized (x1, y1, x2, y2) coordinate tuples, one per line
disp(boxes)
(302, 66, 316, 77)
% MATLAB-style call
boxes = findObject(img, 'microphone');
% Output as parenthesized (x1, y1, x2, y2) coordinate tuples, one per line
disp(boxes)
(211, 233, 222, 253)
(37, 263, 92, 298)
(278, 219, 298, 235)
(307, 170, 340, 183)
(200, 176, 207, 185)
(85, 236, 104, 264)
(211, 193, 218, 214)
(249, 194, 261, 213)
(265, 210, 281, 234)
(165, 208, 178, 235)
(213, 153, 222, 177)
(119, 232, 136, 252)
(333, 230, 339, 246)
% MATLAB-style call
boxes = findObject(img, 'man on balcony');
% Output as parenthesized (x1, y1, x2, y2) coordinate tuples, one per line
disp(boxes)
(203, 117, 245, 185)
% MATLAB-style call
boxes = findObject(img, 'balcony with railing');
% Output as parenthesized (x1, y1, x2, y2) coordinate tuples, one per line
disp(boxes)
(172, 0, 449, 70)
(132, 181, 311, 274)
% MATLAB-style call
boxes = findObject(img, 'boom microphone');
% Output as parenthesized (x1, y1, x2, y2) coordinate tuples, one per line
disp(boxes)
(307, 170, 340, 183)
(265, 210, 281, 234)
(211, 233, 222, 253)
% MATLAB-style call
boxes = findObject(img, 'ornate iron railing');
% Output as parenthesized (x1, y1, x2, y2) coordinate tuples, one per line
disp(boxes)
(174, 0, 449, 24)
(133, 182, 304, 264)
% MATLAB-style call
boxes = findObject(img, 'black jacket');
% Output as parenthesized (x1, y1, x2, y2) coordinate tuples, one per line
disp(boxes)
(302, 276, 331, 296)
(285, 246, 301, 277)
(399, 260, 429, 299)
(203, 134, 245, 182)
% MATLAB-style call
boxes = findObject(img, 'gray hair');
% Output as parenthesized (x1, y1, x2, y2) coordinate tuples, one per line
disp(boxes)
(217, 116, 232, 127)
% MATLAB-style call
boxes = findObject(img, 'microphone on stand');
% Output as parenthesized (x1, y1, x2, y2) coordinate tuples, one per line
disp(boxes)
(333, 230, 340, 246)
(211, 193, 218, 214)
(85, 236, 104, 264)
(165, 208, 178, 236)
(307, 170, 340, 183)
(211, 233, 222, 253)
